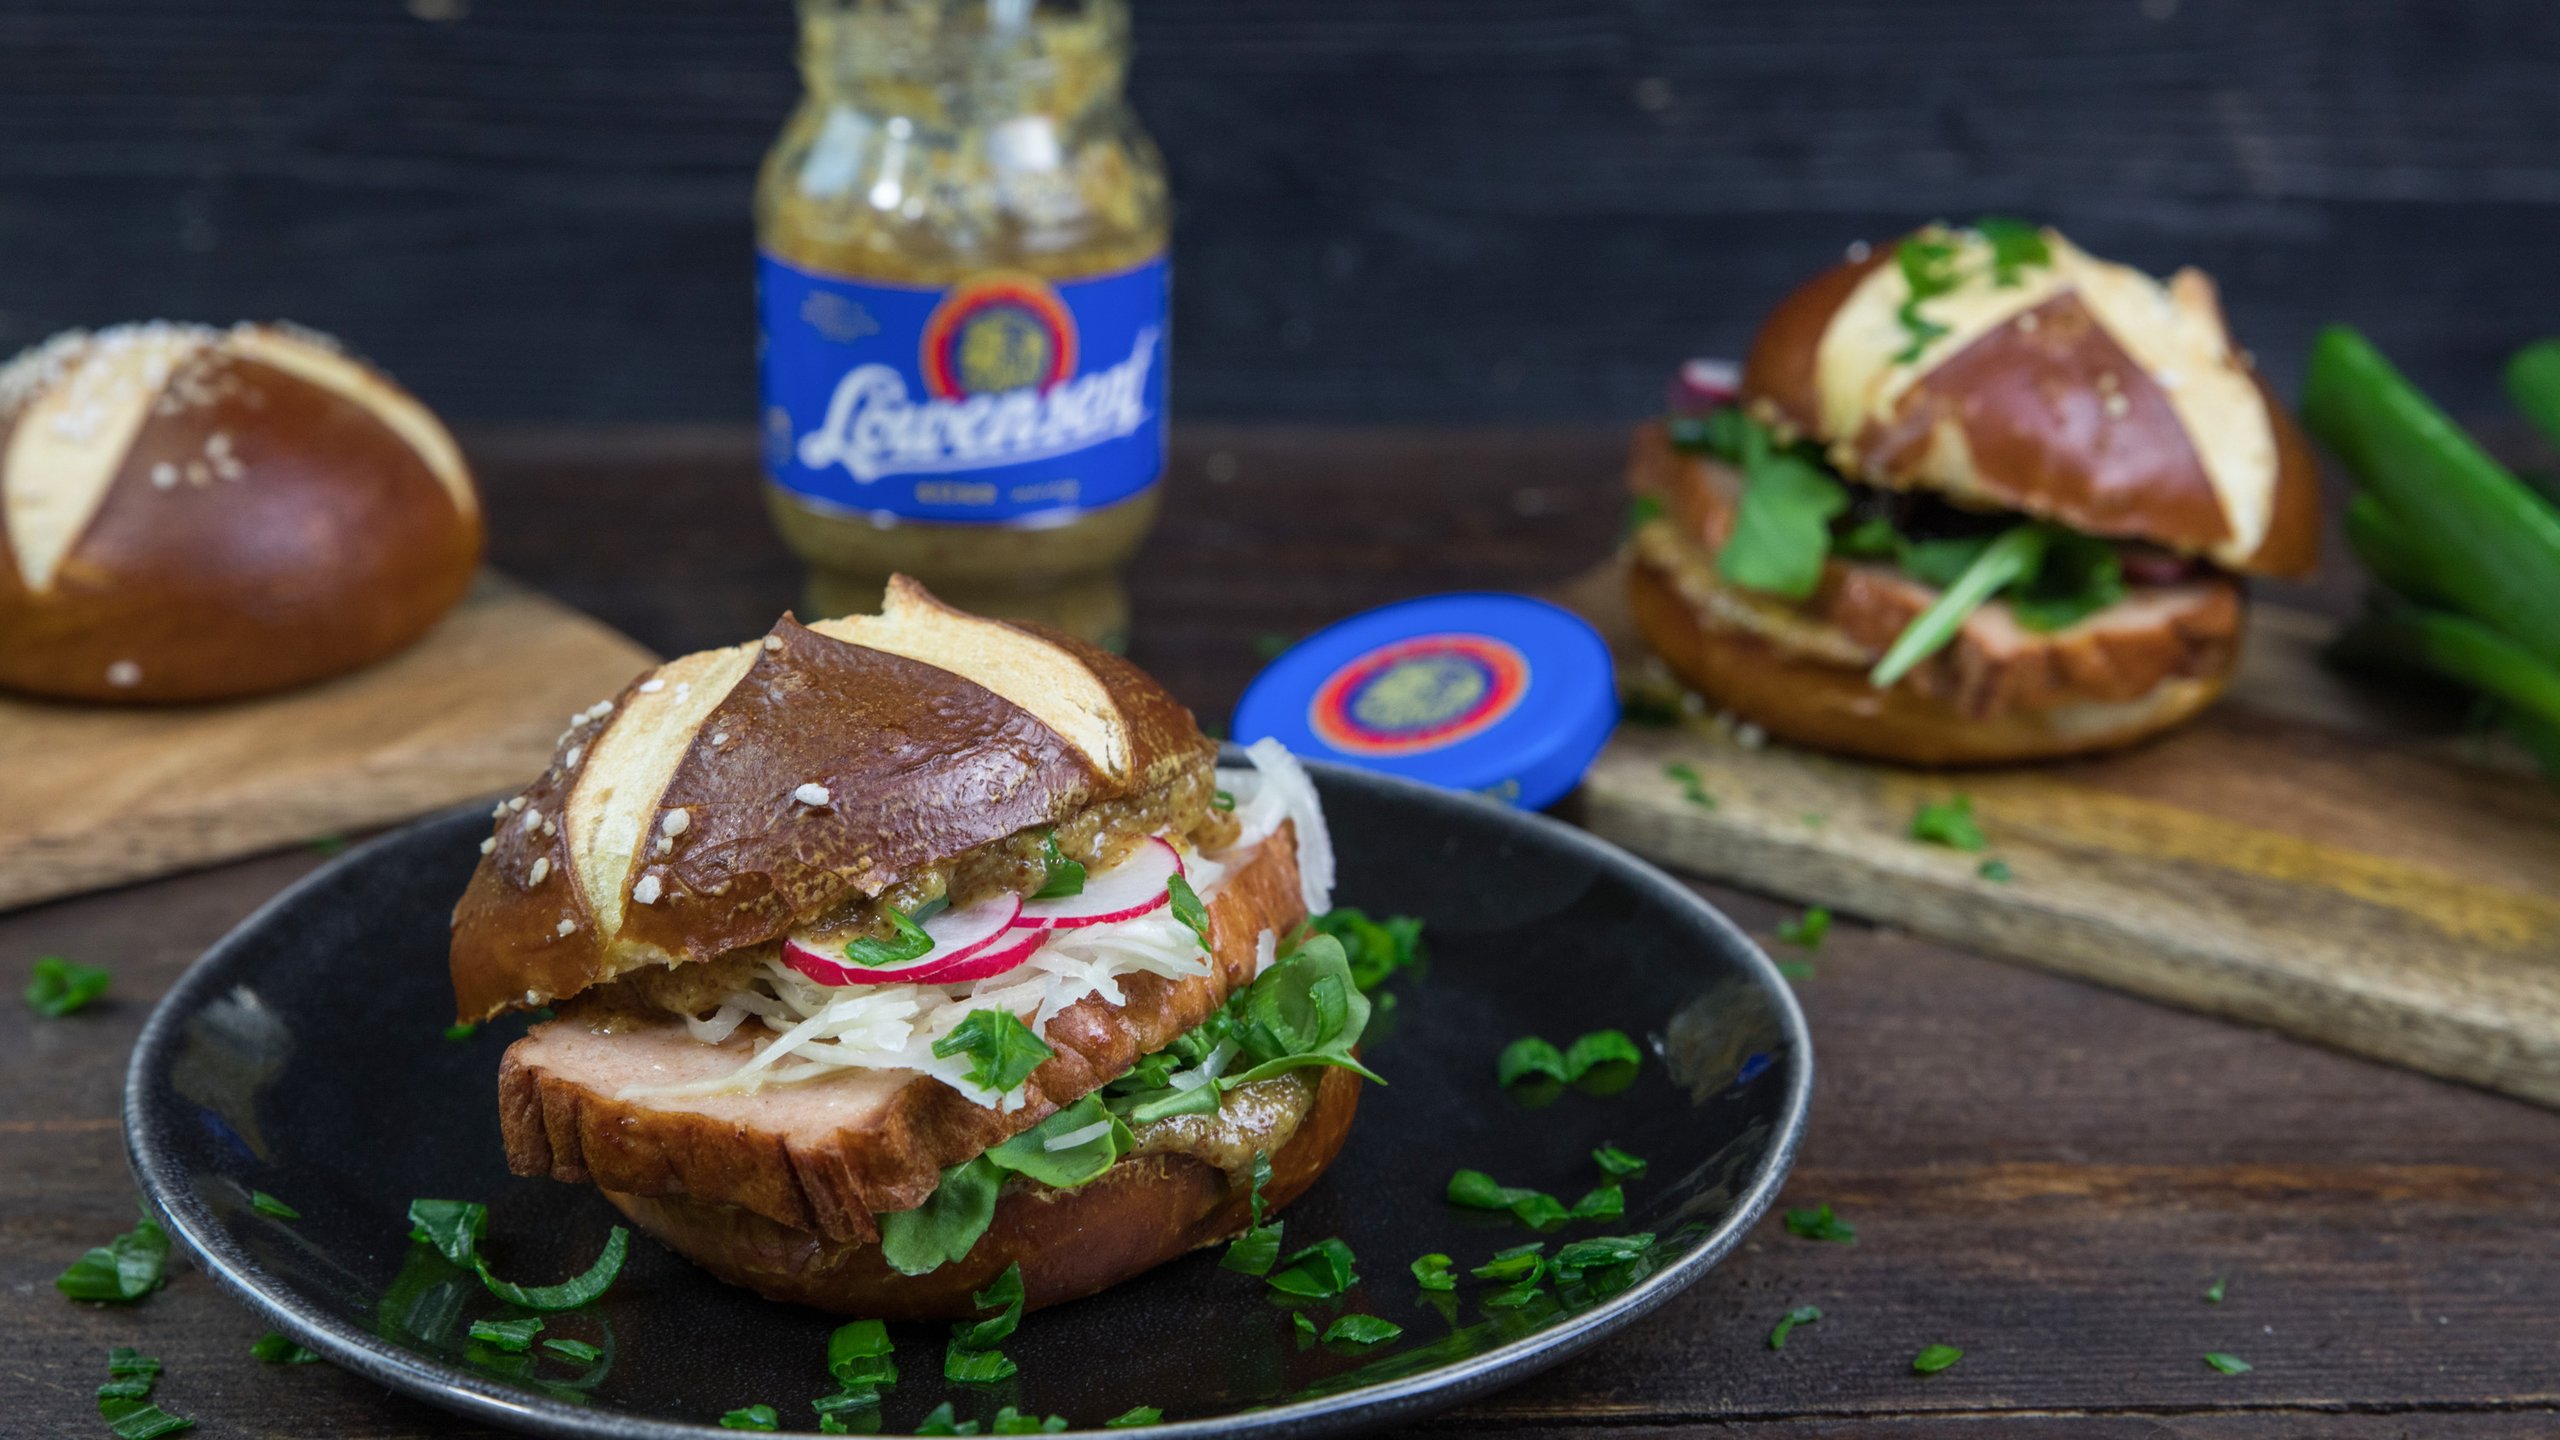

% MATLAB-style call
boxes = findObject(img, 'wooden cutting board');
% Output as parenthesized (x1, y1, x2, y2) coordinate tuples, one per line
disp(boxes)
(1557, 559, 2560, 1108)
(0, 573, 655, 911)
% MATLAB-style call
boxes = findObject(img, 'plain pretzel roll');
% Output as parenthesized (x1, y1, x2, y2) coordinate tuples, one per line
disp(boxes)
(0, 321, 482, 702)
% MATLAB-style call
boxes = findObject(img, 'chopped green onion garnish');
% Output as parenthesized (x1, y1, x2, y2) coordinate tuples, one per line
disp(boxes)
(1768, 1304, 1822, 1350)
(1912, 1344, 1964, 1374)
(1783, 1203, 1856, 1243)
(1321, 1315, 1403, 1346)
(250, 1190, 299, 1220)
(25, 956, 111, 1018)
(2204, 1351, 2253, 1375)
(57, 1211, 169, 1303)
(474, 1226, 630, 1311)
(468, 1316, 545, 1352)
(1911, 795, 1988, 852)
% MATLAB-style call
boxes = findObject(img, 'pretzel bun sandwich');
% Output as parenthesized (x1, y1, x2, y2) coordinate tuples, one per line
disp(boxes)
(1629, 223, 2320, 764)
(0, 321, 481, 703)
(452, 577, 1368, 1318)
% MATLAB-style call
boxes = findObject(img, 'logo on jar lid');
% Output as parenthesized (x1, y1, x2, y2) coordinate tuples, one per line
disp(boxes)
(920, 273, 1079, 399)
(1308, 633, 1530, 757)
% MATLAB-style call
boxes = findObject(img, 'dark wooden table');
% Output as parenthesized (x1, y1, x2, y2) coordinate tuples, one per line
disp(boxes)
(10, 427, 2558, 1437)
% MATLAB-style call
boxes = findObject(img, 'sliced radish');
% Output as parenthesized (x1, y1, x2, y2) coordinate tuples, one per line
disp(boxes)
(890, 924, 1048, 986)
(1016, 837, 1182, 930)
(780, 893, 1020, 987)
(1668, 357, 1741, 414)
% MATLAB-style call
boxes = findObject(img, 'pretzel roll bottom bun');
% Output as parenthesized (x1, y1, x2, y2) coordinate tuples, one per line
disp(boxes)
(605, 1065, 1362, 1320)
(0, 322, 481, 702)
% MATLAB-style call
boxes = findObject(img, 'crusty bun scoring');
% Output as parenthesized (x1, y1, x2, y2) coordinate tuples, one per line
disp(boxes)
(605, 1065, 1360, 1320)
(448, 575, 1211, 1024)
(0, 322, 481, 702)
(1740, 229, 2319, 578)
(1627, 423, 2243, 765)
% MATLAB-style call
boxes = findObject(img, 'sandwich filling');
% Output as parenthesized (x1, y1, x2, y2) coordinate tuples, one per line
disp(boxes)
(577, 739, 1337, 1112)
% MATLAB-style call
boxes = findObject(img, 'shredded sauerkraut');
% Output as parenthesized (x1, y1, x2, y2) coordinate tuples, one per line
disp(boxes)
(619, 743, 1325, 1109)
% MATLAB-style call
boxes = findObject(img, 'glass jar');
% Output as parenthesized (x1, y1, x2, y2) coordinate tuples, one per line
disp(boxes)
(757, 0, 1169, 647)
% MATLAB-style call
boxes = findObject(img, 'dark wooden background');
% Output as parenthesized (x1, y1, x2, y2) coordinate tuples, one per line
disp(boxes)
(2, 0, 2556, 425)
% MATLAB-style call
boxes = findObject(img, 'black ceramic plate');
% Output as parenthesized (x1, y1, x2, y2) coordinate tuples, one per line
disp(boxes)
(127, 759, 1809, 1438)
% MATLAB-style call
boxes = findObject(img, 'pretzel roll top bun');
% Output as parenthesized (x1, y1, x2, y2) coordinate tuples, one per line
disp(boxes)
(1740, 228, 2319, 578)
(0, 322, 481, 702)
(448, 575, 1215, 1024)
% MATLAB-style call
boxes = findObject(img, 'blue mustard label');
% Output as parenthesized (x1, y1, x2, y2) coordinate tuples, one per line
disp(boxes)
(1308, 633, 1530, 757)
(757, 252, 1167, 523)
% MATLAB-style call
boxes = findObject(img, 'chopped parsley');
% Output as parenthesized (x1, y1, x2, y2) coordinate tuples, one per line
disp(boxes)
(250, 1190, 300, 1220)
(933, 1009, 1054, 1096)
(1912, 1344, 1964, 1374)
(1910, 795, 1988, 852)
(1033, 831, 1086, 899)
(1322, 1315, 1403, 1346)
(1563, 1029, 1641, 1077)
(25, 956, 111, 1017)
(1569, 1184, 1625, 1222)
(474, 1226, 630, 1311)
(468, 1316, 545, 1353)
(1782, 1203, 1857, 1243)
(1310, 908, 1425, 991)
(1892, 233, 1963, 362)
(406, 1198, 487, 1266)
(1446, 1170, 1569, 1230)
(1592, 1145, 1648, 1179)
(1166, 873, 1211, 952)
(1411, 1253, 1456, 1292)
(1775, 907, 1832, 950)
(1265, 1237, 1358, 1300)
(2204, 1351, 2253, 1375)
(1496, 1036, 1569, 1087)
(1664, 761, 1717, 809)
(57, 1210, 170, 1303)
(1550, 1233, 1655, 1282)
(251, 1332, 323, 1364)
(1768, 1304, 1822, 1350)
(945, 1263, 1023, 1383)
(1976, 216, 2052, 286)
(96, 1347, 191, 1438)
(1978, 858, 2014, 883)
(1472, 1243, 1545, 1284)
(843, 907, 935, 968)
(1105, 1406, 1164, 1427)
(719, 1404, 780, 1430)
(1221, 1152, 1283, 1276)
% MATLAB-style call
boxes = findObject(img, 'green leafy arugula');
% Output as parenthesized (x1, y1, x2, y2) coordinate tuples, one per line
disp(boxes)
(1711, 409, 1852, 601)
(26, 956, 111, 1017)
(879, 1157, 1005, 1277)
(1869, 524, 2124, 686)
(986, 1094, 1132, 1190)
(1166, 873, 1212, 951)
(57, 1210, 170, 1303)
(1222, 933, 1384, 1088)
(934, 1009, 1054, 1096)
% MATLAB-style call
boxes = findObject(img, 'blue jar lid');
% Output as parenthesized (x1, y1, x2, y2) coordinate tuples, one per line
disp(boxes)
(1232, 593, 1616, 810)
